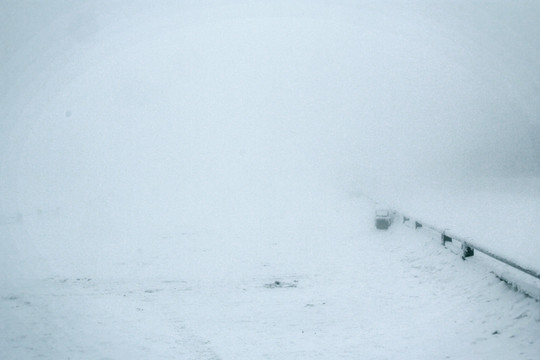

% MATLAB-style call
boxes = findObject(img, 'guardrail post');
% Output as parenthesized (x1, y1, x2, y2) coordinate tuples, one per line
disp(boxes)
(441, 232, 452, 246)
(461, 242, 474, 259)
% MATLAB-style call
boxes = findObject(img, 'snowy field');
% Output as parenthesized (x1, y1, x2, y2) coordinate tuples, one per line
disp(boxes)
(1, 192, 539, 359)
(1, 1, 540, 359)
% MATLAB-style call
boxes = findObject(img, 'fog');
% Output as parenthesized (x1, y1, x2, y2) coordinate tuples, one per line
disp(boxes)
(3, 3, 540, 358)
(1, 1, 540, 247)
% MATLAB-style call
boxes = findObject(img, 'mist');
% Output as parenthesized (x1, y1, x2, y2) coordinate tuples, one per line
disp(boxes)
(3, 2, 540, 358)
(1, 1, 539, 268)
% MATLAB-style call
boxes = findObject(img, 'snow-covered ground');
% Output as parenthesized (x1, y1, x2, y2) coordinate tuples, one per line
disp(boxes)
(2, 1, 540, 359)
(1, 193, 539, 359)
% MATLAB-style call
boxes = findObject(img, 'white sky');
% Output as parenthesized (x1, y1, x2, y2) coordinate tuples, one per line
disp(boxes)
(1, 0, 539, 223)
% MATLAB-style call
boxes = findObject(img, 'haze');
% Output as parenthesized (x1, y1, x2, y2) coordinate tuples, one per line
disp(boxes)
(1, 0, 539, 274)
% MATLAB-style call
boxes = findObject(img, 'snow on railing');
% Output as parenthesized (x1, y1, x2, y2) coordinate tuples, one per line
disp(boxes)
(398, 212, 540, 281)
(391, 210, 540, 300)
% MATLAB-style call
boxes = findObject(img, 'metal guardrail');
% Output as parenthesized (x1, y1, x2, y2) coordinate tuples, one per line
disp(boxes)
(399, 212, 540, 281)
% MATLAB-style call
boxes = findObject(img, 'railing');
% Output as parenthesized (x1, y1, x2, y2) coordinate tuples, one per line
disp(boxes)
(398, 211, 540, 281)
(394, 210, 540, 302)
